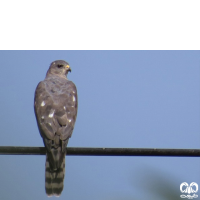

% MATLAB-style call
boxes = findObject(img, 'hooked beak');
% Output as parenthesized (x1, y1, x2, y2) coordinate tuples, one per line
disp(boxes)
(66, 65, 71, 73)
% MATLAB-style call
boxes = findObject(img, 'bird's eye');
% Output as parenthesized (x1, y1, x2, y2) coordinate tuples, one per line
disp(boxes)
(57, 64, 63, 68)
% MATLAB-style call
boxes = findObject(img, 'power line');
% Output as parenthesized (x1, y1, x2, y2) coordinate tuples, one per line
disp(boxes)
(0, 146, 199, 157)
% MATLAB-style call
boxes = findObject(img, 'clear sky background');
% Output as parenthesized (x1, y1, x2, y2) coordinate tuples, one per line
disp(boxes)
(0, 51, 199, 199)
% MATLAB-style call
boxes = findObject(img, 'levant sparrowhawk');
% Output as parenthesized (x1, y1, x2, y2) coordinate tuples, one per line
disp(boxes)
(34, 60, 78, 196)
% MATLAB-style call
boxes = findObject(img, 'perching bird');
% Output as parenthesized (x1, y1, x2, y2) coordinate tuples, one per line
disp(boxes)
(34, 60, 78, 197)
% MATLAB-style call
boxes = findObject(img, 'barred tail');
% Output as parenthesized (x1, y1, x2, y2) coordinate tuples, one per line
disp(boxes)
(45, 154, 65, 197)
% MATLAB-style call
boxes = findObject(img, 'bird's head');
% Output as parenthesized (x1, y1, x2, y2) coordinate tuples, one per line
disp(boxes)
(47, 60, 71, 77)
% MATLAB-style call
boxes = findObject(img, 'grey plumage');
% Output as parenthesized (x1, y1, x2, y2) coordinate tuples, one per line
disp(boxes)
(34, 60, 78, 196)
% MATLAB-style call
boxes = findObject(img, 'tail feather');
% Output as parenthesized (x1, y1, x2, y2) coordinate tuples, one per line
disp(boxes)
(45, 154, 65, 197)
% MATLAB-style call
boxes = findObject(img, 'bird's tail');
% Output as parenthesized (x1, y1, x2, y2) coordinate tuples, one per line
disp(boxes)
(45, 153, 65, 197)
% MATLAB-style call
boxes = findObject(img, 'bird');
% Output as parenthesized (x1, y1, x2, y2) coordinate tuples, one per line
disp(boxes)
(34, 60, 78, 197)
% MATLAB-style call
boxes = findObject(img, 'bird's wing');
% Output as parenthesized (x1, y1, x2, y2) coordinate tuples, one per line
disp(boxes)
(34, 81, 57, 141)
(56, 80, 78, 141)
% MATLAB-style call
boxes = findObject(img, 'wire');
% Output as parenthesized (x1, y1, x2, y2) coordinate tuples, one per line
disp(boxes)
(0, 146, 199, 157)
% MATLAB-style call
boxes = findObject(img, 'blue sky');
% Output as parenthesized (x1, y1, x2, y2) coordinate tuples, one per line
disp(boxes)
(0, 51, 199, 200)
